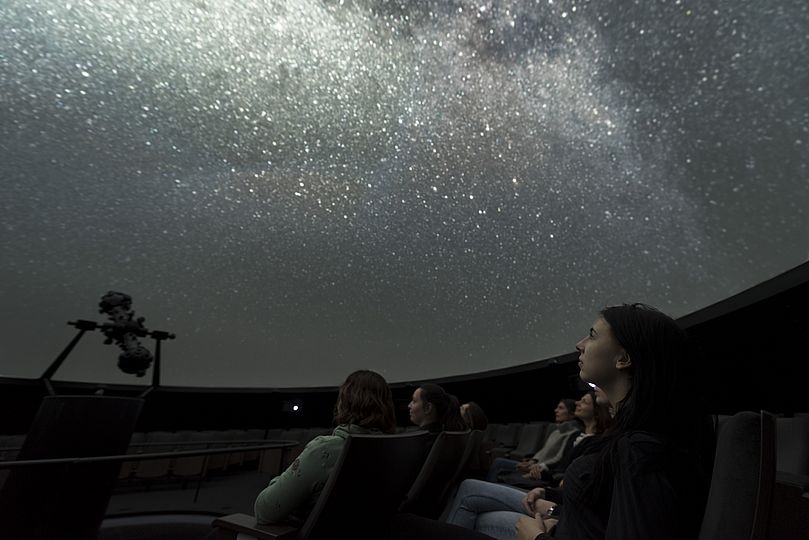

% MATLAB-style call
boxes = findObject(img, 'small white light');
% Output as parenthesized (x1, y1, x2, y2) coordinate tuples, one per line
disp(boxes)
(292, 405, 300, 412)
(587, 382, 597, 389)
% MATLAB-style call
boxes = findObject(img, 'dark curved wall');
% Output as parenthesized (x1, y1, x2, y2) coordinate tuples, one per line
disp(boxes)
(1, 262, 807, 435)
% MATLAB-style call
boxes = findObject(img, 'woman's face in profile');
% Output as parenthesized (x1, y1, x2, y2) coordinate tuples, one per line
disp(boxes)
(575, 318, 625, 387)
(554, 401, 574, 422)
(575, 393, 594, 421)
(408, 388, 428, 426)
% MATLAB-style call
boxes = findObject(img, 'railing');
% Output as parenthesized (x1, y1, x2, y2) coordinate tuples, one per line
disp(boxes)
(0, 440, 299, 503)
(0, 440, 299, 468)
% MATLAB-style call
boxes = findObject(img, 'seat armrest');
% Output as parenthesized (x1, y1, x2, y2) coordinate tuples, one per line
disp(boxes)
(212, 513, 299, 540)
(775, 471, 809, 495)
(770, 474, 809, 540)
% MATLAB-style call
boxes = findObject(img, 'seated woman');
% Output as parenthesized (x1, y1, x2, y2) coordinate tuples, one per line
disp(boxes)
(486, 399, 581, 483)
(515, 305, 713, 540)
(499, 390, 612, 489)
(444, 390, 609, 536)
(408, 383, 467, 433)
(415, 304, 712, 540)
(253, 369, 396, 524)
(545, 390, 612, 481)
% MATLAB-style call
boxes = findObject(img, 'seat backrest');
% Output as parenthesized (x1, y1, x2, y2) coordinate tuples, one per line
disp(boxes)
(0, 435, 25, 461)
(483, 423, 500, 443)
(494, 423, 523, 448)
(145, 431, 184, 451)
(226, 429, 249, 441)
(300, 431, 431, 540)
(444, 429, 488, 484)
(246, 428, 267, 440)
(0, 396, 142, 540)
(775, 416, 809, 476)
(128, 432, 146, 445)
(509, 423, 550, 459)
(698, 411, 776, 540)
(399, 431, 470, 518)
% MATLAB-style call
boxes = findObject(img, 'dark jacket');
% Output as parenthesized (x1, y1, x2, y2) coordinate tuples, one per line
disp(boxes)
(552, 431, 708, 540)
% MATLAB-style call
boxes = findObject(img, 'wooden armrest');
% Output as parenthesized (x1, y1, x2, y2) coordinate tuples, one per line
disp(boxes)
(212, 513, 299, 540)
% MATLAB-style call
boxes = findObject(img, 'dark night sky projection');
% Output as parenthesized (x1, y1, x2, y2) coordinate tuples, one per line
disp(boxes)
(1, 0, 807, 387)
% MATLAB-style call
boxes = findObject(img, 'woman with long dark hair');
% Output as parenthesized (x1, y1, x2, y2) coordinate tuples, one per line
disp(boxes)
(253, 369, 396, 524)
(515, 303, 712, 540)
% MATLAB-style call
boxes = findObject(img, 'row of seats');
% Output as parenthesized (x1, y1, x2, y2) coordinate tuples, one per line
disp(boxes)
(482, 422, 553, 460)
(480, 415, 809, 476)
(214, 429, 477, 539)
(3, 414, 807, 484)
(0, 428, 334, 489)
(211, 412, 781, 540)
(2, 414, 807, 539)
(116, 428, 334, 483)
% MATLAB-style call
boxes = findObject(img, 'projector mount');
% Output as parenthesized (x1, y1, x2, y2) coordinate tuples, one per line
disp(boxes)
(40, 291, 175, 397)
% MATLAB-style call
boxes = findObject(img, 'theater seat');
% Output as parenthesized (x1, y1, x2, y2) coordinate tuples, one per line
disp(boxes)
(776, 416, 809, 476)
(698, 411, 775, 540)
(454, 429, 490, 481)
(399, 431, 470, 518)
(212, 431, 431, 540)
(499, 422, 549, 460)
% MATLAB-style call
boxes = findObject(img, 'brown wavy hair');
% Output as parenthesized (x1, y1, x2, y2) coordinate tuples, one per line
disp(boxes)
(461, 401, 489, 431)
(581, 390, 612, 434)
(333, 370, 396, 434)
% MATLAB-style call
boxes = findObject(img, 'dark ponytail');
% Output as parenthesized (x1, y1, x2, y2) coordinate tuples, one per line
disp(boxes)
(419, 383, 467, 431)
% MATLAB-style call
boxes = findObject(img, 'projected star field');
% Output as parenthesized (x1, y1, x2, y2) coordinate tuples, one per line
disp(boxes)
(1, 0, 807, 386)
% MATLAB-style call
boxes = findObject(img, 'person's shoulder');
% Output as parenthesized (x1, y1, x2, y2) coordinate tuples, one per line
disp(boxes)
(617, 431, 667, 451)
(559, 420, 581, 430)
(296, 430, 349, 469)
(303, 424, 392, 451)
(621, 430, 665, 443)
(301, 428, 346, 452)
(298, 435, 342, 461)
(615, 432, 670, 472)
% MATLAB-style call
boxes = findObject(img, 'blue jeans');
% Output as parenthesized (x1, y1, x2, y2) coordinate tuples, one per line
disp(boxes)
(485, 457, 520, 483)
(445, 479, 530, 540)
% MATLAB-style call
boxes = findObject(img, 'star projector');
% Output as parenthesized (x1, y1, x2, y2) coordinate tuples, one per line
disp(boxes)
(98, 291, 155, 377)
(40, 292, 176, 394)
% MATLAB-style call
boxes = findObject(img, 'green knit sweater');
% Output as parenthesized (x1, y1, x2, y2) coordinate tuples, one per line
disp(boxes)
(254, 424, 379, 524)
